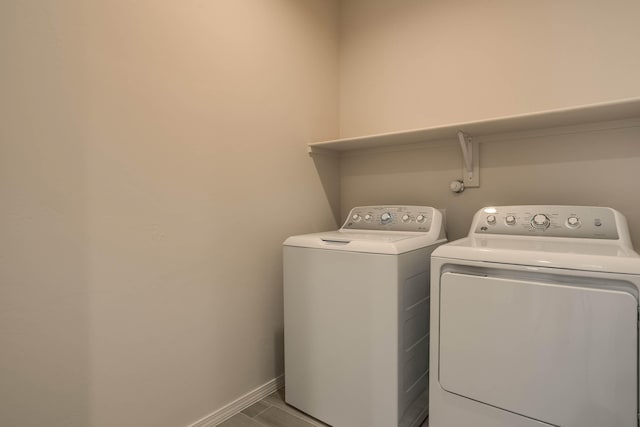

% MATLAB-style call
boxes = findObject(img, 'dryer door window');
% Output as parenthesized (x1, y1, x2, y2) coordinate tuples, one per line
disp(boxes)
(439, 272, 638, 427)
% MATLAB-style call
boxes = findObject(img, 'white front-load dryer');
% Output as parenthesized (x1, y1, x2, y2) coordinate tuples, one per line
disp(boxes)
(284, 206, 447, 427)
(429, 205, 640, 427)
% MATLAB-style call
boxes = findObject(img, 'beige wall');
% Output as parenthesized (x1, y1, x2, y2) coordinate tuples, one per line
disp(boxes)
(339, 0, 640, 137)
(0, 1, 339, 427)
(339, 0, 640, 243)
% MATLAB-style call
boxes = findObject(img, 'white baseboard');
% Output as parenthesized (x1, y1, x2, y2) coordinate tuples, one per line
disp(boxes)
(187, 375, 285, 427)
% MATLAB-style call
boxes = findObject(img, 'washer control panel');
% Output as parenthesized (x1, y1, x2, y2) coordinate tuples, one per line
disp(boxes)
(473, 206, 620, 239)
(343, 206, 435, 232)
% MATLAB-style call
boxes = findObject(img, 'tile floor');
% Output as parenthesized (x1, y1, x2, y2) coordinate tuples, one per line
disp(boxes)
(216, 388, 428, 427)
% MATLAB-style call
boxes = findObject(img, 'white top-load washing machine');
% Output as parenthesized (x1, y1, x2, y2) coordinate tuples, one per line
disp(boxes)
(429, 205, 640, 427)
(284, 206, 447, 427)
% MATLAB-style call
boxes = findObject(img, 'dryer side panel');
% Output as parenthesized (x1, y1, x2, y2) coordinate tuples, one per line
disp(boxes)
(439, 272, 638, 427)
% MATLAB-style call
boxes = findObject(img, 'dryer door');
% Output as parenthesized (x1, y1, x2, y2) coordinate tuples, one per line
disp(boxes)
(439, 272, 638, 427)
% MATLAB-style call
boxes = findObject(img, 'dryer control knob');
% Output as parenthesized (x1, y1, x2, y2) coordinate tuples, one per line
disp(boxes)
(351, 214, 361, 222)
(401, 214, 411, 223)
(381, 212, 392, 224)
(364, 214, 372, 222)
(416, 214, 426, 223)
(487, 215, 497, 225)
(506, 215, 516, 225)
(532, 214, 550, 229)
(567, 216, 580, 227)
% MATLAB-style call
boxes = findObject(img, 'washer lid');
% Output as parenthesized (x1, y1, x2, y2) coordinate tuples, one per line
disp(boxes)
(284, 230, 445, 255)
(434, 236, 640, 274)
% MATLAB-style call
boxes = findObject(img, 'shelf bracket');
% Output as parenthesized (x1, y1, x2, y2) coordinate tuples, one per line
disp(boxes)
(457, 130, 480, 188)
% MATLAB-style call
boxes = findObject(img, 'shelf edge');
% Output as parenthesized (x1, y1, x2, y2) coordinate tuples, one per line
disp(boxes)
(309, 97, 640, 152)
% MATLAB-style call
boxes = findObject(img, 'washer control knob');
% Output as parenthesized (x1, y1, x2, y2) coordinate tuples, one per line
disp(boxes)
(567, 216, 580, 227)
(416, 214, 426, 223)
(364, 214, 372, 222)
(506, 215, 516, 225)
(401, 214, 411, 223)
(531, 214, 550, 229)
(380, 212, 392, 224)
(487, 215, 497, 225)
(351, 214, 361, 222)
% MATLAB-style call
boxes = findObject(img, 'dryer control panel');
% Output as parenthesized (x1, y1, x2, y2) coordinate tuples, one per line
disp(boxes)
(472, 206, 621, 239)
(342, 205, 437, 232)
